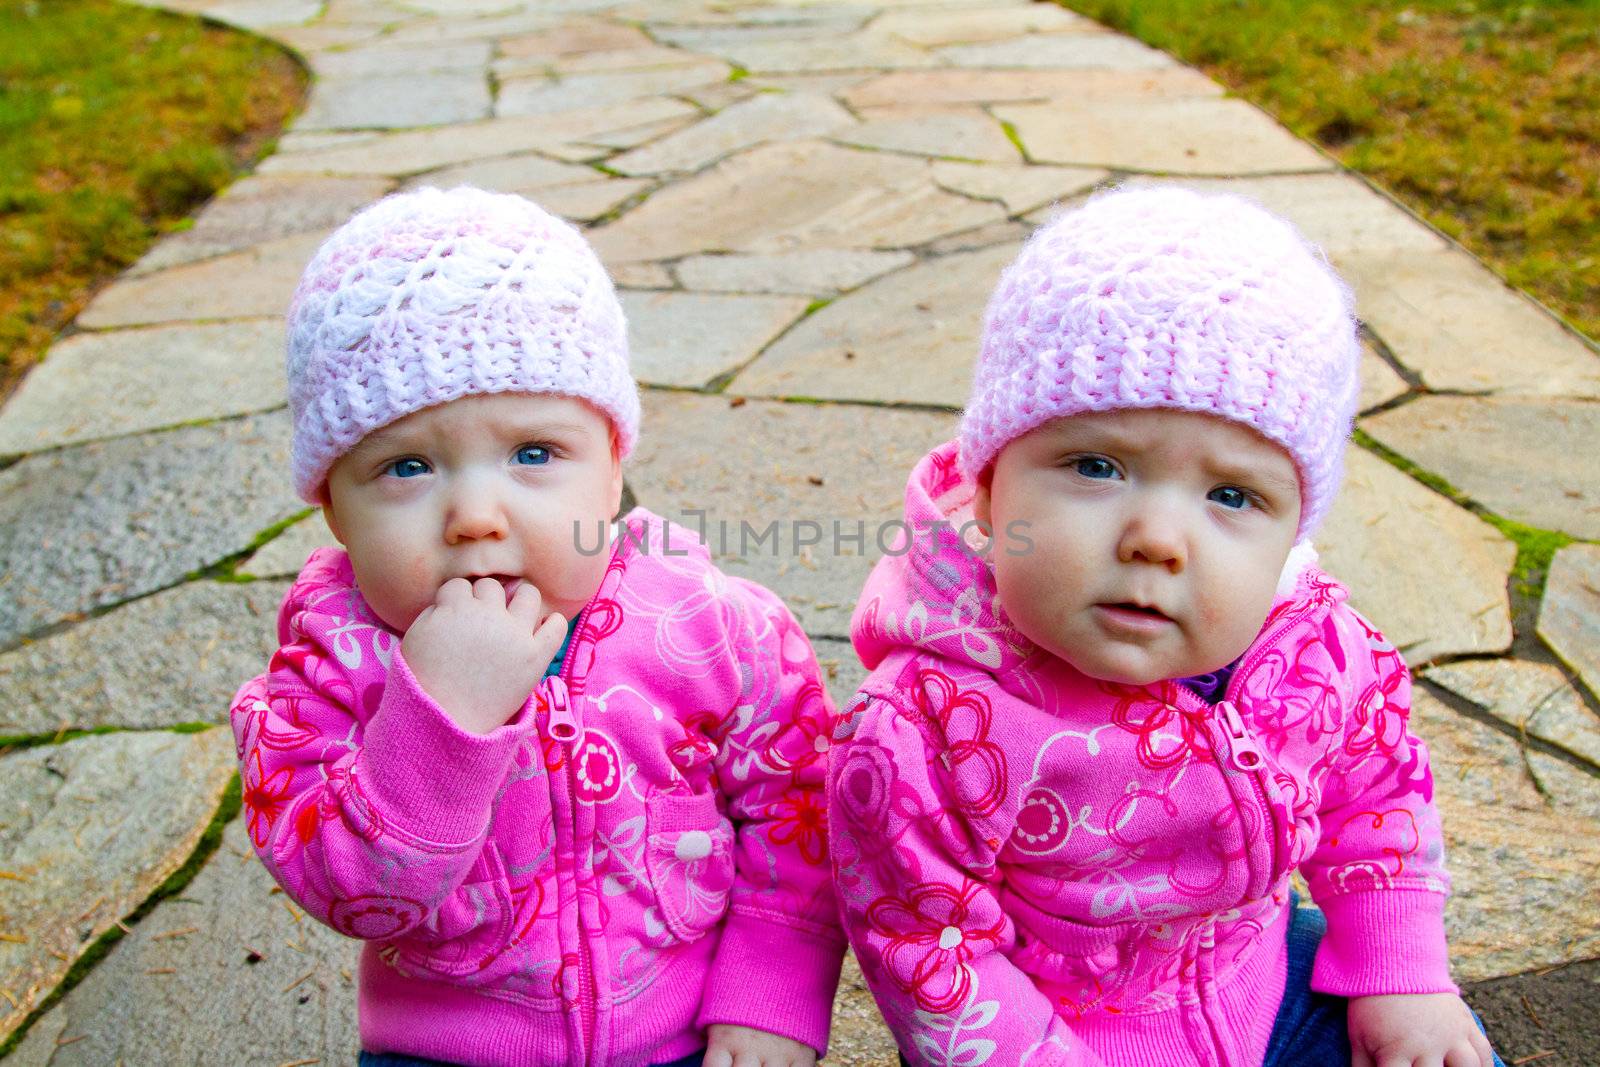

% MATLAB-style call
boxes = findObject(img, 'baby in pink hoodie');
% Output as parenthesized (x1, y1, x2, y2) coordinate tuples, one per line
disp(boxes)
(231, 187, 842, 1067)
(829, 185, 1501, 1067)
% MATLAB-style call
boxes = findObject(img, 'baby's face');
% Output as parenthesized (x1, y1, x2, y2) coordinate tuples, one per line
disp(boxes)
(975, 409, 1302, 686)
(323, 392, 623, 632)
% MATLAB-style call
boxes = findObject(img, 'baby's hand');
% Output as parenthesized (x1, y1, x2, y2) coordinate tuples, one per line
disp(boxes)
(704, 1024, 816, 1067)
(402, 578, 566, 735)
(1348, 992, 1495, 1067)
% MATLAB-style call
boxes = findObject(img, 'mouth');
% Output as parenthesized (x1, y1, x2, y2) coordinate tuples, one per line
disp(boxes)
(466, 573, 524, 595)
(1093, 602, 1176, 631)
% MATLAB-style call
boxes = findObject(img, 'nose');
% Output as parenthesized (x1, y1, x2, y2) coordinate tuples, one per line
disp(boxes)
(1116, 504, 1186, 573)
(443, 476, 509, 545)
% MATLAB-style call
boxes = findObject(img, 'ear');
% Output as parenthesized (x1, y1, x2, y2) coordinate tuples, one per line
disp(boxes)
(972, 465, 994, 530)
(606, 429, 625, 519)
(319, 487, 348, 546)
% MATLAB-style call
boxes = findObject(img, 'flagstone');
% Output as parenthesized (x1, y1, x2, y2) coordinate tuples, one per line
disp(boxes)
(201, 0, 321, 30)
(76, 232, 328, 329)
(938, 32, 1174, 71)
(813, 636, 870, 713)
(588, 140, 1007, 263)
(400, 0, 533, 15)
(496, 62, 730, 117)
(1314, 447, 1514, 664)
(620, 290, 810, 387)
(128, 175, 391, 277)
(0, 412, 302, 649)
(0, 579, 289, 736)
(1538, 544, 1600, 700)
(0, 728, 238, 1040)
(1425, 659, 1600, 768)
(925, 218, 1031, 255)
(1176, 174, 1448, 259)
(239, 513, 338, 580)
(579, 116, 700, 152)
(553, 46, 719, 76)
(379, 9, 559, 44)
(828, 948, 901, 1066)
(0, 321, 286, 456)
(401, 152, 602, 194)
(4, 817, 361, 1066)
(698, 33, 938, 74)
(498, 18, 653, 60)
(730, 242, 1017, 406)
(260, 102, 696, 177)
(267, 22, 389, 53)
(837, 107, 1020, 162)
(676, 80, 763, 112)
(609, 93, 856, 176)
(293, 71, 491, 131)
(626, 392, 958, 637)
(647, 18, 875, 51)
(1358, 335, 1409, 412)
(929, 159, 1105, 215)
(1526, 751, 1600, 824)
(1338, 250, 1600, 398)
(538, 179, 653, 223)
(843, 67, 1223, 108)
(307, 40, 492, 79)
(1362, 397, 1600, 539)
(609, 262, 676, 288)
(1409, 689, 1600, 981)
(870, 3, 1098, 47)
(746, 72, 874, 97)
(997, 97, 1332, 174)
(675, 249, 914, 296)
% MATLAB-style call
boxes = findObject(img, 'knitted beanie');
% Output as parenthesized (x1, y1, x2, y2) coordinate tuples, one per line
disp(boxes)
(960, 183, 1361, 539)
(286, 185, 639, 502)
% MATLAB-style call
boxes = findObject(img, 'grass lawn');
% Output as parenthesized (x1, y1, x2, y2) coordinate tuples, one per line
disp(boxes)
(1055, 0, 1600, 346)
(0, 0, 306, 403)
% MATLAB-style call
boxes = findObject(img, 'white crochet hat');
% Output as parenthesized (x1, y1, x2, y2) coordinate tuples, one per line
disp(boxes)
(285, 186, 639, 502)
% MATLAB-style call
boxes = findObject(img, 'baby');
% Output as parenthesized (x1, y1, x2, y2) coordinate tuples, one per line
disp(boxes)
(829, 185, 1502, 1067)
(231, 187, 843, 1067)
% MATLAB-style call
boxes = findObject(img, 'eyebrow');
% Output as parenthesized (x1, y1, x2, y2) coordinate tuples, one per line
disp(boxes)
(348, 419, 595, 459)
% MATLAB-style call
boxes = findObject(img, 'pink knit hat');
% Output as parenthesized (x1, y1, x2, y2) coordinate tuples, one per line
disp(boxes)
(286, 185, 639, 502)
(960, 183, 1361, 538)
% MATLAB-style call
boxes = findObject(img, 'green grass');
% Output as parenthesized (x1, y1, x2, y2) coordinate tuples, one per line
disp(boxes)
(1054, 0, 1600, 344)
(0, 0, 306, 401)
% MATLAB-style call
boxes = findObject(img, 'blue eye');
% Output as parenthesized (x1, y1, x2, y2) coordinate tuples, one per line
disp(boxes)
(515, 444, 551, 466)
(1074, 456, 1119, 480)
(1209, 486, 1253, 510)
(388, 458, 429, 478)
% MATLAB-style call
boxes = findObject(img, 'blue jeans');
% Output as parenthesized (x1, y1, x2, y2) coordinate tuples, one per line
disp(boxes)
(1262, 900, 1504, 1067)
(359, 1052, 702, 1067)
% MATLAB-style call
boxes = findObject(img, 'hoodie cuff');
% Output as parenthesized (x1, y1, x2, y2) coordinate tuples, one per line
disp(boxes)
(357, 648, 536, 847)
(1311, 890, 1458, 996)
(696, 911, 847, 1056)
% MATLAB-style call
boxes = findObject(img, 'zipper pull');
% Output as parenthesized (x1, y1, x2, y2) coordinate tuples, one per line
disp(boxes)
(546, 675, 580, 745)
(1217, 700, 1265, 772)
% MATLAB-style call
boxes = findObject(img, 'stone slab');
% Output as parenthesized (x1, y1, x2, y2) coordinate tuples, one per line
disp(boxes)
(268, 22, 389, 53)
(0, 321, 286, 456)
(675, 249, 914, 296)
(201, 0, 322, 30)
(647, 18, 874, 52)
(76, 232, 330, 329)
(239, 512, 337, 580)
(871, 4, 1096, 47)
(1358, 335, 1409, 412)
(307, 40, 492, 79)
(1409, 689, 1600, 981)
(0, 412, 303, 649)
(1425, 659, 1600, 769)
(128, 176, 391, 277)
(0, 728, 238, 1039)
(997, 97, 1333, 174)
(730, 242, 1019, 406)
(1539, 544, 1600, 701)
(577, 115, 699, 152)
(937, 32, 1174, 70)
(813, 635, 869, 715)
(1314, 447, 1515, 664)
(838, 107, 1020, 162)
(496, 62, 730, 118)
(609, 92, 857, 176)
(626, 392, 958, 637)
(699, 33, 938, 74)
(401, 152, 603, 194)
(1338, 250, 1600, 398)
(925, 219, 1032, 255)
(929, 159, 1106, 215)
(377, 9, 560, 45)
(552, 46, 716, 76)
(1362, 396, 1600, 539)
(538, 179, 653, 223)
(609, 261, 675, 288)
(498, 18, 653, 60)
(0, 579, 289, 737)
(843, 67, 1223, 109)
(828, 948, 901, 1066)
(588, 140, 1006, 263)
(620, 290, 810, 387)
(258, 101, 695, 177)
(6, 816, 361, 1066)
(294, 71, 492, 131)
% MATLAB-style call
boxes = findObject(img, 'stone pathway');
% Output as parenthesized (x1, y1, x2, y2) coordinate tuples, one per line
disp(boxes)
(3, 0, 1598, 1063)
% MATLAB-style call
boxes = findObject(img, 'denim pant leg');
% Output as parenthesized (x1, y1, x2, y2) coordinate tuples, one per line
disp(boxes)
(1263, 900, 1506, 1067)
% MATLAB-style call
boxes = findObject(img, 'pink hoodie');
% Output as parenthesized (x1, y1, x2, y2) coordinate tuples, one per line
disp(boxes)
(828, 442, 1455, 1067)
(231, 508, 844, 1066)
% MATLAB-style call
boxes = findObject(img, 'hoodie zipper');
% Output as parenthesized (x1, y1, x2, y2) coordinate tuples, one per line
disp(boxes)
(553, 590, 600, 1065)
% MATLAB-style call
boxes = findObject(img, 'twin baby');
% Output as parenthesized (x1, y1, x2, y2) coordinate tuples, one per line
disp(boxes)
(232, 185, 1502, 1067)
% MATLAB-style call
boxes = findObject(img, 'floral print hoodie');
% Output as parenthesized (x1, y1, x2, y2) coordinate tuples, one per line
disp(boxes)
(829, 442, 1456, 1067)
(231, 508, 843, 1067)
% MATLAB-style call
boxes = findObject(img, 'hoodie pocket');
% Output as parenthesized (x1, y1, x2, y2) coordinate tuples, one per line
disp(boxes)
(393, 842, 516, 981)
(644, 791, 736, 945)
